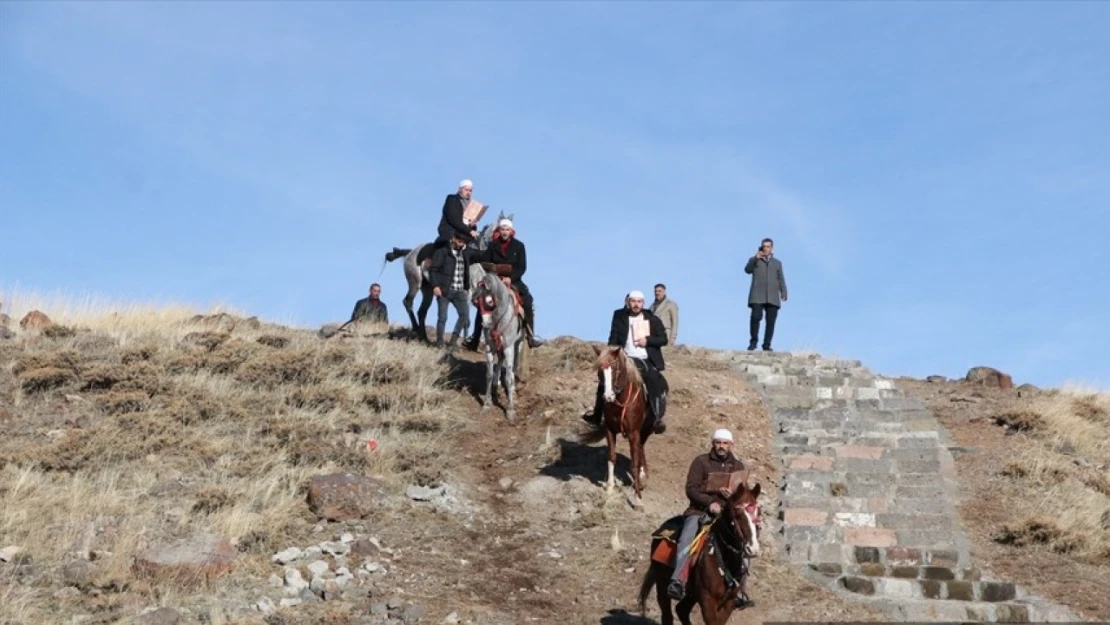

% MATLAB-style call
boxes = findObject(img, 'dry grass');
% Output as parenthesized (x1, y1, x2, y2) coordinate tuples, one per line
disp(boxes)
(0, 296, 460, 623)
(990, 390, 1110, 564)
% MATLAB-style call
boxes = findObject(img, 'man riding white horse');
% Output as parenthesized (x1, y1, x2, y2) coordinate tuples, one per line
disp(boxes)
(464, 217, 542, 350)
(583, 290, 669, 434)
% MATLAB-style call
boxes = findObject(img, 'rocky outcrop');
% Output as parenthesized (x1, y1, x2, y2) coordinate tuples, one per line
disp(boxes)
(306, 473, 387, 521)
(19, 310, 53, 330)
(965, 366, 1014, 390)
(133, 533, 235, 585)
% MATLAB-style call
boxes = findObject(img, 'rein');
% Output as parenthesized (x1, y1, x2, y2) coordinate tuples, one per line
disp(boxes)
(476, 280, 516, 354)
(601, 355, 640, 437)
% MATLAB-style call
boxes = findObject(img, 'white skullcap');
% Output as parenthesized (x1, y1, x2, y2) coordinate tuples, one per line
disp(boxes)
(628, 290, 645, 300)
(712, 428, 734, 442)
(498, 218, 513, 229)
(459, 179, 473, 189)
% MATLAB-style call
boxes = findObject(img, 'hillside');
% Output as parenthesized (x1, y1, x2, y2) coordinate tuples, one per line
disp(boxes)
(1, 306, 1107, 625)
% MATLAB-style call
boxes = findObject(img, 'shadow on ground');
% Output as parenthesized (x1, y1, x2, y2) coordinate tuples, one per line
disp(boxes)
(539, 437, 634, 486)
(599, 609, 657, 625)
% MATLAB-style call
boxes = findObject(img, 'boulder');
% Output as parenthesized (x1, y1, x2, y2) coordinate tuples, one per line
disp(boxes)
(306, 473, 387, 521)
(19, 310, 53, 330)
(965, 366, 1013, 390)
(133, 533, 235, 585)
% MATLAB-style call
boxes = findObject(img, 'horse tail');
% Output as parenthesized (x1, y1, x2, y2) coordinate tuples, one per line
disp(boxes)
(385, 248, 412, 263)
(638, 561, 661, 615)
(577, 420, 607, 445)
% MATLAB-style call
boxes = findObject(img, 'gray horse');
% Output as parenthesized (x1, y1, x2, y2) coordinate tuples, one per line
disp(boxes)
(471, 266, 528, 423)
(382, 218, 505, 342)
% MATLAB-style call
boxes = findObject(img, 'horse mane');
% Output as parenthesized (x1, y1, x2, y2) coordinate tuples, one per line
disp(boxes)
(596, 347, 643, 388)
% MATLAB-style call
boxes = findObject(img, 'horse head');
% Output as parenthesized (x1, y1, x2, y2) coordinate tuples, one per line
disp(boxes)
(723, 482, 763, 558)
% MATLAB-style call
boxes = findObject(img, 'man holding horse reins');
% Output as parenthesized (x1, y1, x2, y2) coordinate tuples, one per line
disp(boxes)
(464, 217, 542, 351)
(668, 428, 757, 608)
(583, 290, 669, 434)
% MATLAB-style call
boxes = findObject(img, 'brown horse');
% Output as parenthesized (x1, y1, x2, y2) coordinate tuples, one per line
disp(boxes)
(586, 345, 653, 509)
(638, 482, 764, 625)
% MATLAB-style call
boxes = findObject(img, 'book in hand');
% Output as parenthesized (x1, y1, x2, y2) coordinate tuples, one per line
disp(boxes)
(463, 200, 488, 224)
(631, 318, 650, 342)
(705, 470, 749, 495)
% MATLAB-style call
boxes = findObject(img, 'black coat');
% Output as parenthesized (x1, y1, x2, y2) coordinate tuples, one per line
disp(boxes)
(607, 308, 668, 371)
(429, 246, 479, 292)
(481, 236, 527, 284)
(437, 194, 473, 243)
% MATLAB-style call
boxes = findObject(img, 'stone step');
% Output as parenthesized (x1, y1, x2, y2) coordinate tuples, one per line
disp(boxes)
(811, 561, 980, 582)
(833, 572, 1019, 603)
(828, 593, 1048, 623)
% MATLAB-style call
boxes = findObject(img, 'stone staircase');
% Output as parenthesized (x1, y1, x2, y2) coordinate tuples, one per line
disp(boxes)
(714, 351, 1080, 623)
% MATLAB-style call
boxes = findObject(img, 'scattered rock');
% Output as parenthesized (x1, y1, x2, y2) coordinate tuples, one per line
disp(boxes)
(349, 538, 379, 559)
(306, 473, 387, 521)
(62, 560, 96, 587)
(307, 559, 330, 577)
(926, 375, 947, 383)
(340, 532, 355, 543)
(272, 547, 302, 564)
(284, 567, 309, 592)
(268, 574, 283, 588)
(257, 597, 276, 614)
(319, 540, 350, 556)
(135, 607, 180, 625)
(498, 477, 514, 491)
(0, 312, 10, 327)
(402, 604, 426, 623)
(443, 613, 460, 625)
(319, 324, 341, 339)
(0, 327, 13, 340)
(53, 587, 81, 601)
(19, 310, 53, 330)
(134, 533, 235, 585)
(0, 545, 26, 563)
(965, 366, 1014, 390)
(406, 484, 443, 501)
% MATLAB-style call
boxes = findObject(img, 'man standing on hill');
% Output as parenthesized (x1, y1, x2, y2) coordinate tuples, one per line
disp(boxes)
(650, 283, 679, 345)
(350, 283, 388, 324)
(429, 233, 479, 350)
(744, 238, 787, 351)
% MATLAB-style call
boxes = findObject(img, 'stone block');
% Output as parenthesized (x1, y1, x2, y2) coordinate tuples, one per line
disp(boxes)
(853, 546, 880, 563)
(894, 485, 946, 500)
(891, 565, 919, 578)
(783, 526, 831, 544)
(897, 460, 942, 473)
(877, 513, 952, 530)
(905, 419, 940, 432)
(887, 498, 942, 515)
(844, 527, 897, 547)
(783, 508, 828, 527)
(994, 604, 1030, 623)
(784, 542, 811, 563)
(929, 549, 959, 567)
(895, 529, 958, 549)
(921, 579, 943, 598)
(922, 566, 956, 580)
(838, 576, 874, 595)
(965, 604, 996, 622)
(811, 543, 852, 563)
(959, 566, 981, 581)
(834, 445, 885, 460)
(859, 562, 885, 576)
(876, 577, 917, 598)
(885, 547, 924, 565)
(810, 562, 842, 577)
(789, 455, 835, 471)
(814, 387, 833, 399)
(867, 497, 889, 513)
(833, 512, 875, 528)
(856, 387, 881, 400)
(834, 459, 892, 475)
(890, 448, 940, 462)
(881, 397, 927, 411)
(979, 581, 1016, 602)
(946, 580, 976, 601)
(896, 432, 939, 448)
(873, 379, 896, 390)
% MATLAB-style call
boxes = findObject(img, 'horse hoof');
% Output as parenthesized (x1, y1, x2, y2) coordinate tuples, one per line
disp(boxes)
(505, 411, 516, 424)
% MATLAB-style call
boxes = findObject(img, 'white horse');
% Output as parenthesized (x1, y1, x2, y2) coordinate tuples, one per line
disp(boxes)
(471, 269, 528, 423)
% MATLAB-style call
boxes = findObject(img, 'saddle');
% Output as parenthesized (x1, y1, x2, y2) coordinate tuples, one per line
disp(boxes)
(650, 515, 710, 568)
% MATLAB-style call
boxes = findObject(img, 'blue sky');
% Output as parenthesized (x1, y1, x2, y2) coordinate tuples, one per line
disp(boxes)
(1, 1, 1107, 389)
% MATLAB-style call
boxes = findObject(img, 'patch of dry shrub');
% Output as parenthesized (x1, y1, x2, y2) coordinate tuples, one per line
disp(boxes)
(344, 361, 409, 385)
(286, 386, 348, 412)
(13, 349, 81, 376)
(994, 517, 1082, 554)
(202, 339, 258, 375)
(96, 391, 148, 415)
(20, 366, 75, 393)
(162, 389, 224, 425)
(235, 349, 318, 388)
(994, 411, 1042, 432)
(191, 487, 233, 515)
(181, 331, 230, 351)
(43, 324, 77, 338)
(121, 345, 157, 364)
(1073, 396, 1109, 425)
(257, 334, 290, 349)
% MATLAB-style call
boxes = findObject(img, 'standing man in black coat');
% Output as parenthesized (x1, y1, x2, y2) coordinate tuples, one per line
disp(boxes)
(464, 218, 542, 350)
(745, 237, 788, 351)
(582, 291, 670, 434)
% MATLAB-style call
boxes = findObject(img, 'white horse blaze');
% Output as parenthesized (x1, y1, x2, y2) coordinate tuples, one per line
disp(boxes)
(743, 509, 761, 557)
(602, 366, 615, 402)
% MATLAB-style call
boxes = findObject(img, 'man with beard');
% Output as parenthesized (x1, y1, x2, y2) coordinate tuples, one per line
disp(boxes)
(666, 429, 754, 608)
(464, 217, 542, 350)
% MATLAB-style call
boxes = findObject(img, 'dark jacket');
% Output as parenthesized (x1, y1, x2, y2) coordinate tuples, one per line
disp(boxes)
(437, 194, 474, 244)
(607, 308, 668, 371)
(744, 254, 787, 307)
(683, 452, 746, 516)
(429, 245, 479, 292)
(350, 298, 388, 324)
(481, 235, 527, 284)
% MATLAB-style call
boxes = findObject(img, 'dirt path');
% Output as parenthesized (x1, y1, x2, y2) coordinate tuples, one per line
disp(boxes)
(372, 339, 887, 624)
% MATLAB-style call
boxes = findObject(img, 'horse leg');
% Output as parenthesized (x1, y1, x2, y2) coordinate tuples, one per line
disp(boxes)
(503, 346, 516, 424)
(604, 427, 617, 494)
(416, 286, 433, 343)
(630, 432, 644, 509)
(675, 595, 697, 625)
(655, 569, 675, 625)
(481, 349, 494, 411)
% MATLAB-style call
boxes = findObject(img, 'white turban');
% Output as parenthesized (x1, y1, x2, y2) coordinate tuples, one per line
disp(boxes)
(628, 290, 645, 301)
(459, 179, 473, 189)
(712, 428, 734, 442)
(498, 218, 513, 229)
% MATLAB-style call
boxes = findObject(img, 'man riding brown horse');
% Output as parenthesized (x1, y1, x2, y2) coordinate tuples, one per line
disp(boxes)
(668, 428, 757, 608)
(582, 291, 669, 434)
(464, 217, 542, 350)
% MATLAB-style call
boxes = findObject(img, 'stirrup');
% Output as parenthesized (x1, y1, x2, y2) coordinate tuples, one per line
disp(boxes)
(666, 580, 684, 600)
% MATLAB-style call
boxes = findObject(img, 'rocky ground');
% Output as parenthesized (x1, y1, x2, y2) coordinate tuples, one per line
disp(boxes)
(1, 310, 1106, 624)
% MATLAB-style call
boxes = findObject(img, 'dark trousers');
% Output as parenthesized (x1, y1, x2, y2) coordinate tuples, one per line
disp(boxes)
(749, 304, 780, 349)
(592, 357, 668, 422)
(436, 289, 470, 344)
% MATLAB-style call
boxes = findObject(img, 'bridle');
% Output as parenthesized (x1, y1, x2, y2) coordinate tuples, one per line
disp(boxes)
(473, 278, 514, 353)
(599, 352, 640, 436)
